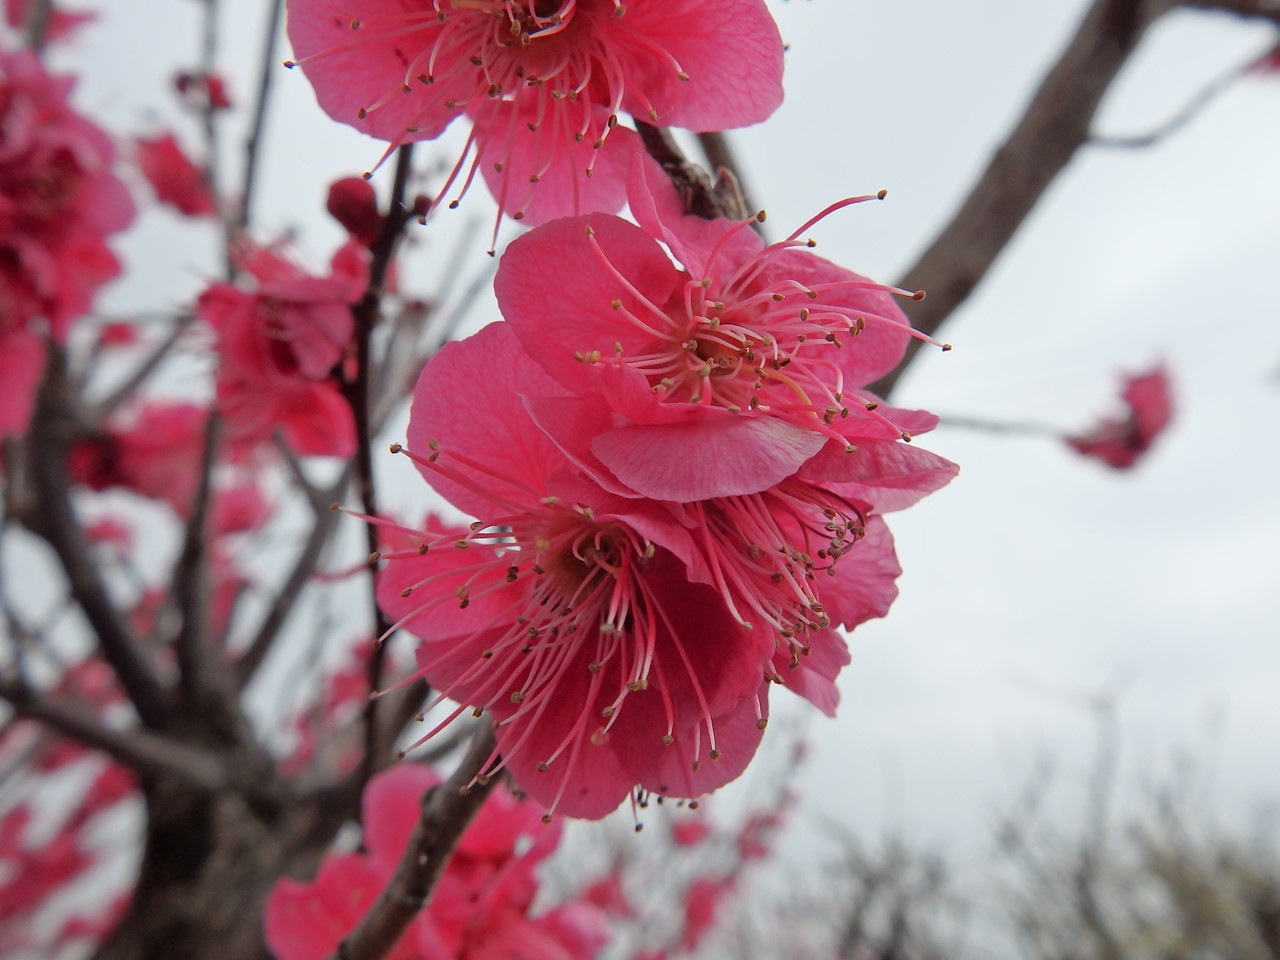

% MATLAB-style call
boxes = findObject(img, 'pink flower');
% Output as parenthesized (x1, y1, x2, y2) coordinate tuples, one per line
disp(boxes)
(495, 159, 957, 505)
(285, 0, 784, 225)
(0, 50, 133, 341)
(377, 323, 773, 818)
(265, 764, 609, 960)
(135, 132, 216, 217)
(68, 402, 210, 515)
(1067, 365, 1173, 470)
(197, 241, 367, 456)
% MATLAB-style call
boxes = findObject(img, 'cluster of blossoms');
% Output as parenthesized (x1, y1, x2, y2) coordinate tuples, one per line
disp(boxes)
(279, 0, 958, 822)
(373, 156, 958, 820)
(0, 48, 133, 436)
(266, 764, 610, 959)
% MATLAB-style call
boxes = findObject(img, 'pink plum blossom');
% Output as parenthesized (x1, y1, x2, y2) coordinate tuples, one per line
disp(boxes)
(284, 0, 784, 225)
(265, 764, 609, 960)
(197, 241, 367, 456)
(68, 402, 210, 516)
(495, 159, 957, 505)
(1067, 365, 1173, 470)
(377, 322, 774, 818)
(0, 50, 133, 436)
(135, 132, 216, 217)
(0, 50, 133, 334)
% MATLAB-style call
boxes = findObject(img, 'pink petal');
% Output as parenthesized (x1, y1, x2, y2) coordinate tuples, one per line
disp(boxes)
(474, 101, 639, 225)
(603, 0, 784, 131)
(800, 437, 960, 512)
(286, 0, 467, 142)
(361, 764, 441, 869)
(643, 682, 769, 800)
(780, 631, 851, 718)
(497, 212, 680, 398)
(592, 416, 825, 500)
(406, 322, 571, 517)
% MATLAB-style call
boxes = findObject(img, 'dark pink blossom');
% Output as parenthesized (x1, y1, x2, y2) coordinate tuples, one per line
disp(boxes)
(265, 764, 609, 960)
(198, 241, 367, 456)
(135, 132, 216, 217)
(377, 323, 773, 818)
(68, 402, 210, 516)
(285, 0, 784, 224)
(0, 50, 133, 341)
(496, 160, 957, 504)
(1067, 365, 1173, 470)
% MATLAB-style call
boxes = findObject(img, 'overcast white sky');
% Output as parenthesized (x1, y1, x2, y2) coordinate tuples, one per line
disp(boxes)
(49, 0, 1280, 912)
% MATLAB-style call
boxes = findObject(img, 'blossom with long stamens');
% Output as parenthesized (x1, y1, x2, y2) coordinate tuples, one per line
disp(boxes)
(284, 0, 784, 226)
(377, 323, 774, 819)
(494, 159, 956, 502)
(517, 386, 914, 686)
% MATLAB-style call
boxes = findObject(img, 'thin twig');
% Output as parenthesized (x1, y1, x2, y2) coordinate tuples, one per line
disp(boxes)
(90, 314, 195, 420)
(348, 144, 417, 791)
(239, 0, 285, 234)
(1090, 50, 1258, 147)
(22, 0, 52, 52)
(234, 484, 344, 687)
(331, 728, 499, 960)
(195, 0, 234, 278)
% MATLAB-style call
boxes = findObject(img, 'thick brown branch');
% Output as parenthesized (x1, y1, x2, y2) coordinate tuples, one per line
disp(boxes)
(868, 0, 1159, 398)
(333, 729, 499, 960)
(0, 677, 225, 792)
(27, 348, 171, 727)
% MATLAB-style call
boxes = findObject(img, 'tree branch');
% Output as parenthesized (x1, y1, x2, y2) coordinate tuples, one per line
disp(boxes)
(1167, 0, 1280, 26)
(332, 728, 499, 960)
(26, 347, 171, 727)
(349, 144, 417, 791)
(234, 489, 343, 687)
(239, 0, 285, 234)
(868, 0, 1159, 399)
(634, 121, 730, 220)
(0, 677, 225, 792)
